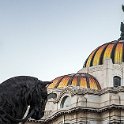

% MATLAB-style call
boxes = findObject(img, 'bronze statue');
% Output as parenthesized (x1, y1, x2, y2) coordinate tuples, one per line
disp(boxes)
(0, 76, 51, 124)
(122, 5, 124, 12)
(119, 5, 124, 40)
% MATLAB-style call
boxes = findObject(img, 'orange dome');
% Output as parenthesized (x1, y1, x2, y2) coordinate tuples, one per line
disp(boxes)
(84, 40, 124, 67)
(48, 73, 101, 90)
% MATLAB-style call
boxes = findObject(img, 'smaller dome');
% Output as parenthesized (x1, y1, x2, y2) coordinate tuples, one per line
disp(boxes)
(48, 73, 101, 90)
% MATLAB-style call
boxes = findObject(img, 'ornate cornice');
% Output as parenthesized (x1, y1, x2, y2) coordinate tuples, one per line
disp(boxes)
(113, 64, 123, 72)
(28, 86, 124, 123)
(28, 104, 124, 123)
(44, 104, 124, 122)
(100, 86, 124, 95)
(88, 65, 104, 72)
(52, 86, 124, 99)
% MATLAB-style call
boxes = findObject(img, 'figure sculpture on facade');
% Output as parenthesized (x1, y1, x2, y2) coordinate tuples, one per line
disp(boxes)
(0, 76, 51, 124)
(119, 5, 124, 40)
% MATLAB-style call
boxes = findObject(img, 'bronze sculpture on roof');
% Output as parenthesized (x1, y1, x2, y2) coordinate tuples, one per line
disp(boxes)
(119, 5, 124, 40)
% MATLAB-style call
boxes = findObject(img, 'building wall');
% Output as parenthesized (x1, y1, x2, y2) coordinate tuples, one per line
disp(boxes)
(27, 86, 124, 124)
(27, 58, 124, 124)
(78, 59, 124, 89)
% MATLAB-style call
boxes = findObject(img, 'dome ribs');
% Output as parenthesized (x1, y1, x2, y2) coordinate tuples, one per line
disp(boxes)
(91, 74, 101, 90)
(114, 42, 123, 64)
(80, 75, 87, 88)
(96, 79, 101, 90)
(85, 73, 90, 88)
(77, 73, 81, 86)
(55, 76, 65, 88)
(89, 77, 96, 89)
(83, 58, 88, 67)
(103, 43, 114, 63)
(99, 43, 109, 65)
(92, 44, 107, 66)
(48, 76, 62, 89)
(84, 47, 99, 67)
(111, 40, 119, 64)
(67, 73, 76, 86)
(72, 75, 78, 86)
(59, 75, 71, 88)
(90, 47, 100, 67)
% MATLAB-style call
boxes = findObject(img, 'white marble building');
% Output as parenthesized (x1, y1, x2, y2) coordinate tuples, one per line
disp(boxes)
(26, 37, 124, 124)
(26, 7, 124, 123)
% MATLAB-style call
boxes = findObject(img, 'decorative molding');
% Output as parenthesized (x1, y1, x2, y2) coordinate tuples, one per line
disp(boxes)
(54, 86, 76, 103)
(52, 86, 124, 102)
(44, 104, 124, 122)
(28, 86, 124, 123)
(113, 64, 123, 72)
(88, 65, 104, 73)
(28, 104, 124, 123)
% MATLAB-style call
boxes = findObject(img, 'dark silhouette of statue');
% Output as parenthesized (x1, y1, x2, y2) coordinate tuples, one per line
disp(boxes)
(119, 5, 124, 40)
(0, 76, 51, 124)
(122, 5, 124, 12)
(120, 22, 124, 40)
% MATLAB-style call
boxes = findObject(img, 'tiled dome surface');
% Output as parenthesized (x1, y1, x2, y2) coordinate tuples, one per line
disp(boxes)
(48, 73, 101, 90)
(84, 40, 124, 67)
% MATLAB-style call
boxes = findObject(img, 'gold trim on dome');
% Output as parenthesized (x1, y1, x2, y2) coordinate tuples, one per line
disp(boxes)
(72, 76, 77, 86)
(58, 76, 69, 88)
(86, 49, 96, 67)
(103, 43, 114, 63)
(80, 77, 87, 88)
(114, 42, 123, 64)
(93, 44, 107, 66)
(48, 76, 61, 89)
(89, 78, 98, 90)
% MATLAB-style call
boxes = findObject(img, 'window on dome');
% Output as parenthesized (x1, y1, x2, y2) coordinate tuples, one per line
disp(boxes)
(60, 96, 71, 108)
(113, 76, 121, 87)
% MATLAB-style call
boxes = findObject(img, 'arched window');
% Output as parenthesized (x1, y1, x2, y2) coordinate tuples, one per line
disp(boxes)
(113, 76, 121, 87)
(60, 96, 71, 108)
(47, 93, 57, 99)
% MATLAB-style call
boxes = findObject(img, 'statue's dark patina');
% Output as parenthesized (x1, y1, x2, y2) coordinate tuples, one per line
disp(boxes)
(0, 76, 51, 124)
(119, 5, 124, 40)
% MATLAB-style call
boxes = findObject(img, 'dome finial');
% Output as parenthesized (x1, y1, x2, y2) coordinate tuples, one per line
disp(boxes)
(119, 5, 124, 40)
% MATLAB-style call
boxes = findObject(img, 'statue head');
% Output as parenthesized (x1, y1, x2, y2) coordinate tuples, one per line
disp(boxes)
(28, 80, 51, 120)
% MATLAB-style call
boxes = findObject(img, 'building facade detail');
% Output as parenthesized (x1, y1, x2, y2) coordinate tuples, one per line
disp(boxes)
(27, 42, 124, 124)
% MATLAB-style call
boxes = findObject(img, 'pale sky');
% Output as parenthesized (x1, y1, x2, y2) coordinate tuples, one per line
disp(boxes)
(0, 0, 124, 82)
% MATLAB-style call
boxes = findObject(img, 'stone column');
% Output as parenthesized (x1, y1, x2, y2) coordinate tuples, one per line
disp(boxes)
(103, 58, 113, 87)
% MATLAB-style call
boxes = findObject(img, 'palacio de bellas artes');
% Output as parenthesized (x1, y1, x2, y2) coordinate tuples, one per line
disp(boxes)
(25, 5, 124, 124)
